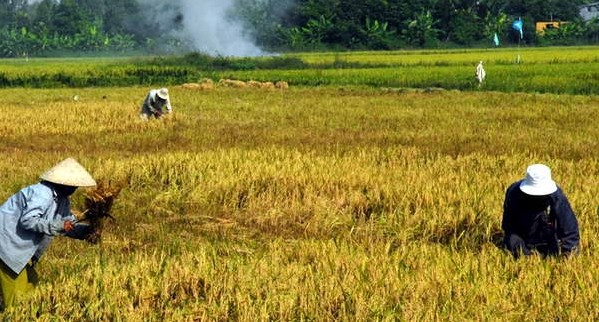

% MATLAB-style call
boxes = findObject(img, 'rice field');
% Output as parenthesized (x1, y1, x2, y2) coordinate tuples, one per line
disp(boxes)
(0, 48, 599, 321)
(1, 46, 599, 94)
(289, 46, 599, 65)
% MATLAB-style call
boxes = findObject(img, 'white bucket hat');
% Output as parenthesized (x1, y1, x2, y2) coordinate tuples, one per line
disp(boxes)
(40, 158, 97, 187)
(156, 88, 169, 100)
(519, 164, 557, 196)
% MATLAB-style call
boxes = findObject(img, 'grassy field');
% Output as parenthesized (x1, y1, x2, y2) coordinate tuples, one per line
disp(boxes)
(0, 48, 599, 320)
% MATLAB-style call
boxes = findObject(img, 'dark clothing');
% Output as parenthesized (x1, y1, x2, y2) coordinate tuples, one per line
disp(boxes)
(502, 180, 579, 258)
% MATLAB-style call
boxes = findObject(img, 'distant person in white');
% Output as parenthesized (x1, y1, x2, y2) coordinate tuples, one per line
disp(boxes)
(140, 88, 173, 120)
(475, 61, 486, 85)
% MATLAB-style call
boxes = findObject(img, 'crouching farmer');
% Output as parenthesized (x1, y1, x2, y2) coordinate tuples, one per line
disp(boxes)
(0, 158, 96, 310)
(140, 87, 173, 120)
(502, 164, 580, 258)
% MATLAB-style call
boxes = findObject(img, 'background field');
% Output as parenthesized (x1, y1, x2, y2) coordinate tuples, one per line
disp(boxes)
(1, 47, 599, 320)
(1, 46, 599, 94)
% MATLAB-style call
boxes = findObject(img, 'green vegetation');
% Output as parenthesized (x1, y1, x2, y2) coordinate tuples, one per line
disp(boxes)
(1, 47, 599, 95)
(0, 0, 598, 56)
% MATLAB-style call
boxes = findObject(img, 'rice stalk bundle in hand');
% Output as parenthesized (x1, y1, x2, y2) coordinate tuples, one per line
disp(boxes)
(81, 180, 122, 244)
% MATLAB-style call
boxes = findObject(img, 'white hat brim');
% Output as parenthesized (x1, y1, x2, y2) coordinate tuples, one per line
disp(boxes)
(519, 180, 557, 196)
(156, 88, 169, 100)
(40, 158, 97, 187)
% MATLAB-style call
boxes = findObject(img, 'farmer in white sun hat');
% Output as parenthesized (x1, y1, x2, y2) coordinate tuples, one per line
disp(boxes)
(502, 164, 579, 258)
(140, 87, 173, 120)
(0, 158, 96, 310)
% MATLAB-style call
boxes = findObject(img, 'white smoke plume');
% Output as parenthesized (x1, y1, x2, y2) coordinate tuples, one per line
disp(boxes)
(176, 0, 264, 57)
(27, 0, 282, 57)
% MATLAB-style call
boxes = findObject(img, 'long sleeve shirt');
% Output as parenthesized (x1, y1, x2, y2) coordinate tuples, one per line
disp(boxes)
(502, 180, 580, 254)
(0, 182, 79, 274)
(140, 89, 172, 117)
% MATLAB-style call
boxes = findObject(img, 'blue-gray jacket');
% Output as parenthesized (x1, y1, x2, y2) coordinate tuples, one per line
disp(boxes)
(0, 182, 86, 274)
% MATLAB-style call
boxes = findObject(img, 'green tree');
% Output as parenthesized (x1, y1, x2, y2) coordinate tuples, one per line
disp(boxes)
(362, 17, 397, 49)
(301, 14, 335, 44)
(51, 0, 91, 36)
(404, 10, 442, 47)
(450, 9, 483, 44)
(483, 11, 508, 39)
(503, 0, 583, 21)
(582, 17, 599, 43)
(75, 0, 106, 17)
(0, 0, 28, 28)
(297, 0, 340, 25)
(433, 0, 476, 41)
(30, 0, 56, 33)
(100, 0, 141, 35)
(231, 0, 298, 49)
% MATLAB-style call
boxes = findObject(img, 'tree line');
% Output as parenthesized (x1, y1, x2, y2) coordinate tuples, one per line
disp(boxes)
(1, 0, 598, 57)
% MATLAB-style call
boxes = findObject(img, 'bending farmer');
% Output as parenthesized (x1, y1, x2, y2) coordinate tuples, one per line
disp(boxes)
(502, 164, 580, 258)
(140, 87, 173, 120)
(0, 158, 96, 309)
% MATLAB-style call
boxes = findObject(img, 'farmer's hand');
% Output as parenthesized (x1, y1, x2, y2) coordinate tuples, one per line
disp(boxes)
(63, 220, 75, 232)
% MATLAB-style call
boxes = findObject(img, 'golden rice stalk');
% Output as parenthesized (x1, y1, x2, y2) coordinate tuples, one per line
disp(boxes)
(81, 180, 123, 244)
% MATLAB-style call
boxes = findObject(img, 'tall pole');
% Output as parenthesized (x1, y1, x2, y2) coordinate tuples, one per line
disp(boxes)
(517, 35, 521, 64)
(516, 17, 522, 64)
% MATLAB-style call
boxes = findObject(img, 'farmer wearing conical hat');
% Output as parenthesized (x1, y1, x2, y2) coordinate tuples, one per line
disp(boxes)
(0, 158, 96, 309)
(502, 164, 580, 258)
(140, 87, 173, 120)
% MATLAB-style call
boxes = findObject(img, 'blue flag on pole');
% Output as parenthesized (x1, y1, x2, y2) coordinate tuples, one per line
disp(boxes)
(493, 33, 500, 46)
(512, 18, 523, 39)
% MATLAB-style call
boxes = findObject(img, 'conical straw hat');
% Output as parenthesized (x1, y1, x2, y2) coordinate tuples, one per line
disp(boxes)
(39, 158, 97, 187)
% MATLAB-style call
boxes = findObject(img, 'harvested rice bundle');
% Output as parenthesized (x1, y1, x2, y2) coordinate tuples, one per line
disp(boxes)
(182, 78, 215, 90)
(275, 81, 289, 89)
(260, 81, 275, 89)
(199, 78, 214, 85)
(219, 79, 247, 88)
(80, 181, 122, 244)
(247, 80, 262, 88)
(182, 83, 201, 89)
